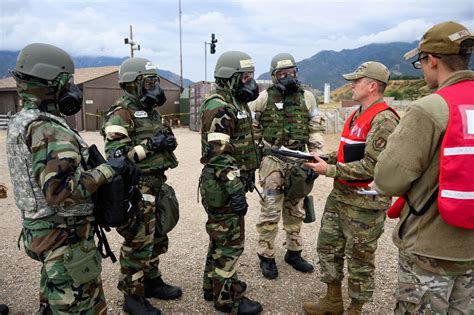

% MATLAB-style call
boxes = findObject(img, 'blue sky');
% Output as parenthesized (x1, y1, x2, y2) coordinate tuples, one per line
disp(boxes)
(0, 0, 473, 81)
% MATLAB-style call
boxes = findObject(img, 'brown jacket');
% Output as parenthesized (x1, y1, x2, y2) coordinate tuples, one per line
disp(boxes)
(374, 70, 474, 261)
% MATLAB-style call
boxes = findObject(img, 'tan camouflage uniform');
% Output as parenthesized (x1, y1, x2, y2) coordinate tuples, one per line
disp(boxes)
(319, 101, 399, 303)
(250, 88, 325, 258)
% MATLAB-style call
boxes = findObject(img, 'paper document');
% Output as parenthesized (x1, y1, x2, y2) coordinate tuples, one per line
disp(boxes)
(357, 188, 379, 196)
(279, 146, 313, 158)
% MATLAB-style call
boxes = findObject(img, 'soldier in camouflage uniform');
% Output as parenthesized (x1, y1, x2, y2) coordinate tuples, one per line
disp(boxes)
(102, 57, 181, 315)
(0, 185, 7, 315)
(304, 62, 399, 315)
(249, 53, 325, 279)
(6, 43, 117, 314)
(375, 21, 474, 314)
(199, 51, 263, 314)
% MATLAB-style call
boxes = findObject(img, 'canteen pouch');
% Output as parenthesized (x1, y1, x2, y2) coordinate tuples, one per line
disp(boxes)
(284, 166, 316, 200)
(303, 195, 316, 223)
(63, 238, 102, 285)
(156, 183, 180, 235)
(199, 167, 229, 208)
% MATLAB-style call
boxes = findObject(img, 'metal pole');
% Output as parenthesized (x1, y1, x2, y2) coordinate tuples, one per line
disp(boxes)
(129, 25, 134, 58)
(204, 41, 207, 93)
(179, 0, 183, 91)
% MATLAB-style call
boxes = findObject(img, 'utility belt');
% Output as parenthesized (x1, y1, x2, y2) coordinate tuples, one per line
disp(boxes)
(42, 214, 93, 227)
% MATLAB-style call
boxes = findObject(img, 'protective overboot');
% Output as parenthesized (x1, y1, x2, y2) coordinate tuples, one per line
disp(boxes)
(258, 254, 278, 279)
(284, 250, 314, 273)
(346, 300, 364, 315)
(0, 304, 8, 315)
(302, 283, 344, 315)
(123, 295, 160, 315)
(203, 281, 247, 301)
(214, 296, 263, 314)
(144, 276, 183, 300)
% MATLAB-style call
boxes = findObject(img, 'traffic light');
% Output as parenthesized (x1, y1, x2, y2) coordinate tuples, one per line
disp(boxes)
(210, 33, 217, 54)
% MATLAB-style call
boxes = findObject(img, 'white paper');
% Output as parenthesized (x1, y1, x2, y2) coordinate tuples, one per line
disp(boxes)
(279, 146, 313, 158)
(357, 188, 379, 196)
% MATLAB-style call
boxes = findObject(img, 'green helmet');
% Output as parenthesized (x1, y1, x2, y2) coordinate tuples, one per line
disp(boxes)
(15, 43, 75, 80)
(214, 51, 255, 79)
(118, 57, 157, 84)
(270, 53, 296, 74)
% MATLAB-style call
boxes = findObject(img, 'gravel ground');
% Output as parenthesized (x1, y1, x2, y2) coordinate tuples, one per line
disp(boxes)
(0, 128, 398, 314)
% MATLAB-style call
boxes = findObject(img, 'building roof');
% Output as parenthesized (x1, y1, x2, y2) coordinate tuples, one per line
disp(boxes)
(0, 65, 181, 90)
(0, 66, 119, 90)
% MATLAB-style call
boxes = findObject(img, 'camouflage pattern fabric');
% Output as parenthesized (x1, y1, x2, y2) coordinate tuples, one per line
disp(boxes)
(323, 108, 399, 209)
(249, 87, 325, 154)
(394, 251, 474, 314)
(200, 88, 258, 310)
(202, 213, 246, 312)
(116, 174, 169, 296)
(7, 105, 113, 220)
(22, 218, 106, 314)
(103, 94, 177, 296)
(256, 156, 306, 258)
(317, 194, 386, 303)
(249, 85, 325, 259)
(103, 95, 178, 174)
(200, 90, 259, 176)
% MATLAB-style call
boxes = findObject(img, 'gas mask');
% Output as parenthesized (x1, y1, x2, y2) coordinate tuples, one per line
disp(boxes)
(235, 73, 259, 102)
(57, 80, 83, 116)
(274, 67, 300, 95)
(276, 76, 300, 95)
(139, 76, 166, 110)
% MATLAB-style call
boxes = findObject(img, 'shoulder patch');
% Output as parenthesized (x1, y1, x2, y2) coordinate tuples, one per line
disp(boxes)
(373, 137, 387, 151)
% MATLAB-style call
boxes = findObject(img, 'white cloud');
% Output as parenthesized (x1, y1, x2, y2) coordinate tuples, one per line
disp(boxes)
(0, 0, 472, 81)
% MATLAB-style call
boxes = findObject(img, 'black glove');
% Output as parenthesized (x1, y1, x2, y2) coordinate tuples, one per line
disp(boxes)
(149, 133, 177, 152)
(240, 171, 255, 192)
(148, 134, 167, 152)
(164, 133, 178, 151)
(107, 150, 142, 187)
(107, 154, 129, 176)
(229, 191, 248, 216)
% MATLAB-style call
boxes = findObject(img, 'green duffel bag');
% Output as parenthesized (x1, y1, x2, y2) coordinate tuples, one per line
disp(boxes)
(284, 165, 317, 200)
(156, 183, 180, 235)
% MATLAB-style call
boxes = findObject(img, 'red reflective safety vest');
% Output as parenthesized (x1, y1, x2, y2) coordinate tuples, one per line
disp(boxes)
(336, 102, 397, 187)
(437, 80, 474, 229)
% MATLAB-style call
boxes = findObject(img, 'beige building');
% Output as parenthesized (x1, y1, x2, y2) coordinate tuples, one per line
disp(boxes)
(0, 66, 181, 131)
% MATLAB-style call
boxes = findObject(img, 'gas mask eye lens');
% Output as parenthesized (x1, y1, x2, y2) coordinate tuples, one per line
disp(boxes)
(143, 76, 159, 90)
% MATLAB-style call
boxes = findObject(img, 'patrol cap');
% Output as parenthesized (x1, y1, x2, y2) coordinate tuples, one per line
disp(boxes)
(404, 21, 474, 60)
(342, 61, 390, 84)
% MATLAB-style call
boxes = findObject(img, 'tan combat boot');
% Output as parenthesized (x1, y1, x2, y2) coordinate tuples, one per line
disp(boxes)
(303, 283, 344, 315)
(346, 300, 364, 315)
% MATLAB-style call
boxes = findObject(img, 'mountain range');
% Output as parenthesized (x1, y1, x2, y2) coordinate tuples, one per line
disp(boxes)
(2, 42, 472, 91)
(258, 42, 473, 90)
(0, 51, 194, 88)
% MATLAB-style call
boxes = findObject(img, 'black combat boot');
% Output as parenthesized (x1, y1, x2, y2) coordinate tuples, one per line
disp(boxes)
(123, 295, 160, 315)
(284, 250, 314, 273)
(214, 296, 263, 314)
(0, 304, 8, 315)
(203, 281, 247, 301)
(144, 276, 183, 300)
(258, 254, 278, 279)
